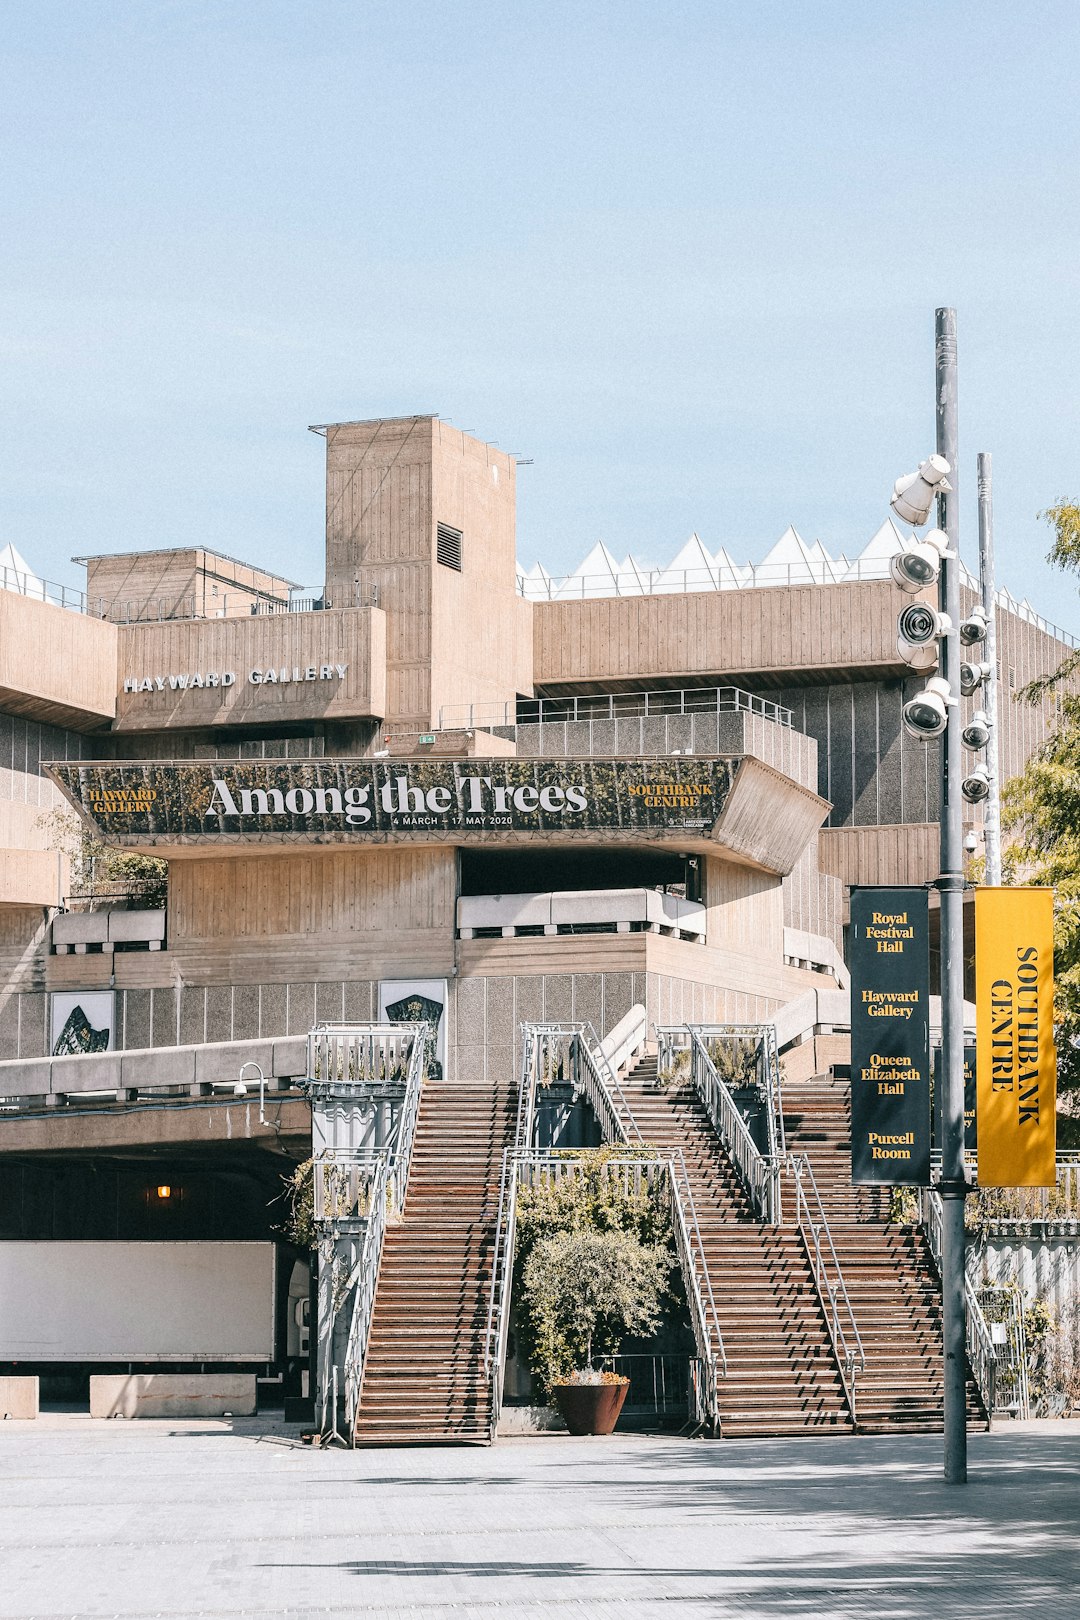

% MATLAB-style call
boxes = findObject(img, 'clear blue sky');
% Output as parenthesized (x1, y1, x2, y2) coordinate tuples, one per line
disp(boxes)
(2, 2, 1078, 626)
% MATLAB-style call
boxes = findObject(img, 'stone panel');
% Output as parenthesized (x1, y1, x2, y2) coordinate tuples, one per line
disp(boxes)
(233, 984, 260, 1042)
(123, 990, 151, 1052)
(571, 973, 602, 1031)
(455, 975, 486, 1047)
(315, 982, 344, 1025)
(206, 986, 232, 1044)
(150, 988, 178, 1048)
(287, 983, 316, 1037)
(485, 975, 514, 1051)
(601, 971, 634, 1033)
(541, 974, 573, 1024)
(343, 981, 375, 1023)
(259, 984, 288, 1038)
(178, 987, 205, 1048)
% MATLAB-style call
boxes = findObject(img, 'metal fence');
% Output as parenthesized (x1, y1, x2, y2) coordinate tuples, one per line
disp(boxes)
(438, 685, 793, 732)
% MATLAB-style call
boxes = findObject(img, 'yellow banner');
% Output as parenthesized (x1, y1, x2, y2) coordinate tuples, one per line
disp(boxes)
(975, 887, 1056, 1188)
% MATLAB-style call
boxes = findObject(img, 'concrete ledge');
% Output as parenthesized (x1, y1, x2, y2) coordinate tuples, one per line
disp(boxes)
(0, 1376, 39, 1419)
(90, 1374, 257, 1419)
(121, 1046, 196, 1090)
(271, 1037, 308, 1079)
(195, 1040, 275, 1087)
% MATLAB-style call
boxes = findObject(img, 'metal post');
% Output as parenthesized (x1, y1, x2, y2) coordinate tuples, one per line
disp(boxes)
(977, 453, 1002, 885)
(935, 307, 969, 1484)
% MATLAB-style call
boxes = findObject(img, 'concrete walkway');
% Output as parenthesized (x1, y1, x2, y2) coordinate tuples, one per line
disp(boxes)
(0, 1417, 1077, 1618)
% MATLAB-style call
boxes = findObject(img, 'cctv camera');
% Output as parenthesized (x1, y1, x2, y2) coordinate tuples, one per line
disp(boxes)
(901, 676, 954, 741)
(233, 1081, 248, 1097)
(959, 660, 992, 697)
(959, 607, 988, 646)
(890, 530, 950, 594)
(961, 711, 992, 750)
(961, 765, 991, 804)
(890, 456, 953, 527)
(964, 830, 979, 854)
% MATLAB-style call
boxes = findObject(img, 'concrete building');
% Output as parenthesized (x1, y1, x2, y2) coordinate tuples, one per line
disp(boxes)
(0, 416, 1072, 1437)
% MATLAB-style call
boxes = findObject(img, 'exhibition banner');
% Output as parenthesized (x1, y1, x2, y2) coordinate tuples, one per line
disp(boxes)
(932, 1043, 978, 1154)
(975, 887, 1056, 1188)
(849, 886, 931, 1186)
(48, 756, 737, 847)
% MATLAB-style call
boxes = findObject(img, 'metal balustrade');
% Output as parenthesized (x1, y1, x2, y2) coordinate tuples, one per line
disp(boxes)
(920, 1187, 998, 1415)
(784, 1154, 864, 1421)
(967, 1156, 1080, 1226)
(485, 1019, 723, 1437)
(310, 1023, 429, 1443)
(438, 684, 794, 732)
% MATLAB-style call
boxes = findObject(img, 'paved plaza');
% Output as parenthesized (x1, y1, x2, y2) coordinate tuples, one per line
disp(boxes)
(0, 1417, 1077, 1619)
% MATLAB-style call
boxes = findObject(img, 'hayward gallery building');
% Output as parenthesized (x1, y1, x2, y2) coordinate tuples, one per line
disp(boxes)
(0, 415, 1069, 1438)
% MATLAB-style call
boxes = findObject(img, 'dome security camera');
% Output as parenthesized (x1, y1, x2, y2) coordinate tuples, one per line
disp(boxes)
(901, 676, 954, 741)
(961, 710, 992, 750)
(961, 765, 991, 804)
(959, 606, 988, 646)
(890, 530, 950, 594)
(890, 456, 953, 527)
(963, 830, 979, 854)
(233, 1081, 248, 1097)
(896, 603, 951, 670)
(959, 660, 993, 697)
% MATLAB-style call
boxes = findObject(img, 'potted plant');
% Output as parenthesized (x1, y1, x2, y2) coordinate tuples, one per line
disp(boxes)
(519, 1225, 671, 1434)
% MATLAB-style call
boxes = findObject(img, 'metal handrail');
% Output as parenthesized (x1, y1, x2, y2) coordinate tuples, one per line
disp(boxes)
(438, 685, 795, 732)
(658, 1026, 782, 1223)
(672, 1023, 786, 1157)
(784, 1153, 864, 1420)
(487, 1146, 723, 1436)
(920, 1187, 998, 1415)
(308, 1022, 416, 1088)
(339, 1156, 390, 1436)
(315, 1026, 427, 1442)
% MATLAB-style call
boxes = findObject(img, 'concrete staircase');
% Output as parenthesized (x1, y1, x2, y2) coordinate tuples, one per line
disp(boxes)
(618, 1054, 853, 1437)
(784, 1074, 988, 1433)
(354, 1081, 517, 1446)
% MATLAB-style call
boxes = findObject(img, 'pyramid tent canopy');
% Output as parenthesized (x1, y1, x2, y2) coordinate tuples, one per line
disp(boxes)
(0, 543, 45, 599)
(655, 533, 720, 592)
(555, 541, 625, 599)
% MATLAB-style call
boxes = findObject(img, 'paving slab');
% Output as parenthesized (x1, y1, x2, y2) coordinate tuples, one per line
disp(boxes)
(0, 1417, 1076, 1618)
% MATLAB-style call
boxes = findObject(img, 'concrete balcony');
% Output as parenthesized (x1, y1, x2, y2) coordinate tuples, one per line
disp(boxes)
(53, 908, 166, 955)
(456, 888, 706, 942)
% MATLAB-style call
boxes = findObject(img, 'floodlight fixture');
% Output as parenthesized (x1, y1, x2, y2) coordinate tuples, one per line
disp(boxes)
(961, 765, 991, 804)
(890, 529, 950, 594)
(961, 710, 992, 750)
(959, 660, 993, 697)
(901, 676, 954, 740)
(890, 455, 953, 526)
(959, 606, 988, 646)
(896, 603, 951, 669)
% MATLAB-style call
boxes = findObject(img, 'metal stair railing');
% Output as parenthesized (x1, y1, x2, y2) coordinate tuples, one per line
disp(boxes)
(657, 1025, 782, 1223)
(671, 1023, 786, 1156)
(783, 1153, 865, 1422)
(313, 1025, 428, 1443)
(920, 1187, 998, 1416)
(485, 1019, 724, 1438)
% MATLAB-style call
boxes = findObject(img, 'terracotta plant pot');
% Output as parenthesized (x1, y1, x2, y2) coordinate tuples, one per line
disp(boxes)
(551, 1377, 629, 1436)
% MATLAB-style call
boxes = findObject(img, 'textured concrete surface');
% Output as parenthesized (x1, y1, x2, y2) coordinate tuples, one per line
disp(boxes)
(0, 1417, 1077, 1618)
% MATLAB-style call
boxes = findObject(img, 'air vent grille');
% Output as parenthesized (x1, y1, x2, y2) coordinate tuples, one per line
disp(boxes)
(437, 523, 463, 572)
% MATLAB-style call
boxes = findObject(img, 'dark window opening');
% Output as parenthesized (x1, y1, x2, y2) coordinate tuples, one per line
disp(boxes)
(459, 847, 700, 900)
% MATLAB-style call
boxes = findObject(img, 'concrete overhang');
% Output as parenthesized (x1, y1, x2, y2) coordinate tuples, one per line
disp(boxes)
(46, 756, 829, 875)
(0, 592, 116, 730)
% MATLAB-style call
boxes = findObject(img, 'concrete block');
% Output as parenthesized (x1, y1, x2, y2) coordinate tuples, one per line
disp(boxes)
(0, 1376, 39, 1419)
(271, 1036, 309, 1080)
(121, 1045, 196, 1091)
(0, 1058, 52, 1097)
(195, 1039, 274, 1087)
(108, 909, 166, 944)
(90, 1374, 257, 1419)
(49, 1052, 121, 1095)
(53, 913, 109, 947)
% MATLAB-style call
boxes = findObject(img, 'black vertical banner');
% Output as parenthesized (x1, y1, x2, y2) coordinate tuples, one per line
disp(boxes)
(850, 886, 931, 1186)
(933, 1044, 977, 1154)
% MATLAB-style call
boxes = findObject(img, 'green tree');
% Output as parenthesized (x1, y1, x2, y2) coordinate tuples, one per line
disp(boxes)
(38, 807, 167, 909)
(1001, 501, 1080, 1139)
(519, 1227, 671, 1392)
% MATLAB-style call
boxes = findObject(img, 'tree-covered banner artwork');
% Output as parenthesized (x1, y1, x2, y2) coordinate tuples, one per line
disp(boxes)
(48, 757, 739, 848)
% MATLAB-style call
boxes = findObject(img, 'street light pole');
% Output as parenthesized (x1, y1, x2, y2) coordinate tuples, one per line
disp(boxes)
(935, 307, 969, 1484)
(977, 453, 1002, 886)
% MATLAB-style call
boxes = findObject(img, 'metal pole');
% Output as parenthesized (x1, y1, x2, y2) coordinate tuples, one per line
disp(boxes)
(935, 307, 969, 1484)
(977, 453, 1002, 885)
